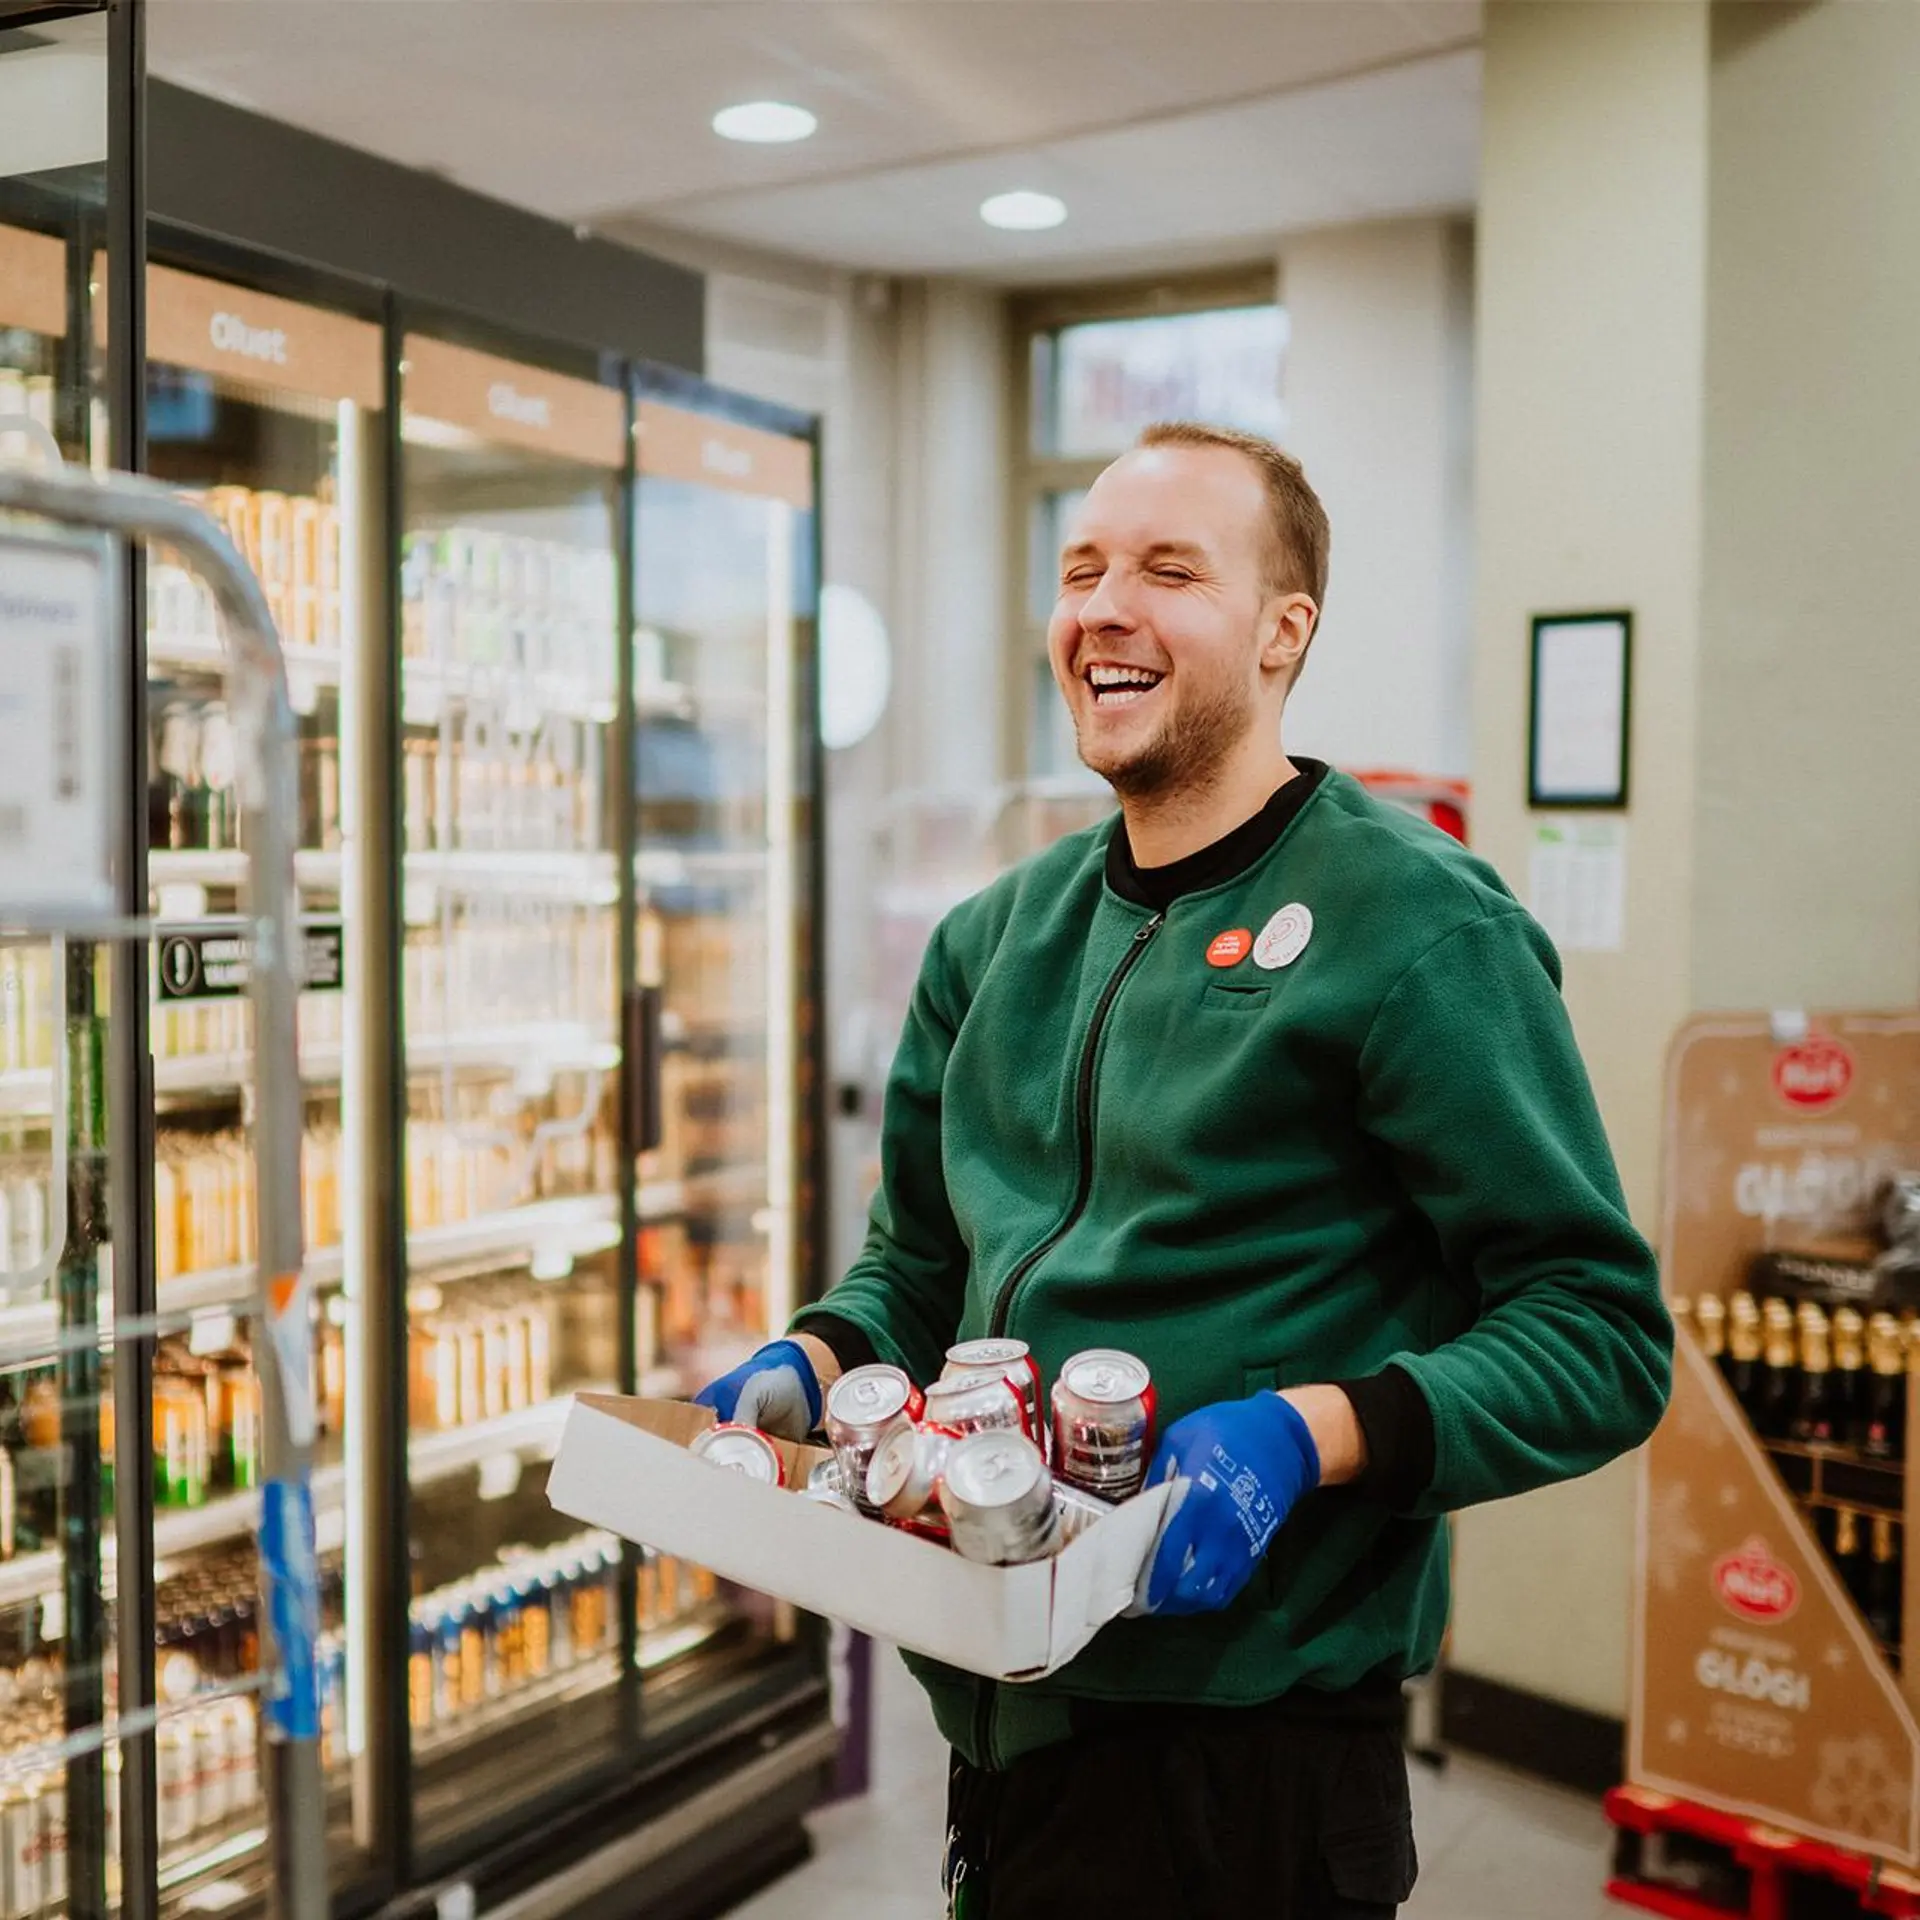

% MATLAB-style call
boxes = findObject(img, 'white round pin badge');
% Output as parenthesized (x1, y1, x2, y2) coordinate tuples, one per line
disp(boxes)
(1253, 903, 1314, 971)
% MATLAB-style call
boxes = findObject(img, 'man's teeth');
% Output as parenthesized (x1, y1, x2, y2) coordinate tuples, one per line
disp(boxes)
(1086, 665, 1165, 706)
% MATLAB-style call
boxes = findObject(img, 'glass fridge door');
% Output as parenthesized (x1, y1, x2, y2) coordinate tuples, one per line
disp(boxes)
(2, 22, 133, 1919)
(631, 387, 819, 1729)
(397, 333, 626, 1854)
(139, 259, 384, 1908)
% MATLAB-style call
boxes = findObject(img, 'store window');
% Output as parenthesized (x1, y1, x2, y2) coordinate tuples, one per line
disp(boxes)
(1010, 274, 1288, 780)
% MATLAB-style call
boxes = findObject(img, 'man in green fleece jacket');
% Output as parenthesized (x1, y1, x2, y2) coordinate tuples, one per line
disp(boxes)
(698, 420, 1672, 1918)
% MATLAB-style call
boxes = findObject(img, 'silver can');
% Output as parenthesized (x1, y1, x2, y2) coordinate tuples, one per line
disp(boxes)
(924, 1367, 1030, 1441)
(943, 1339, 1043, 1445)
(865, 1421, 953, 1524)
(803, 1457, 856, 1510)
(1051, 1348, 1156, 1501)
(1, 1779, 40, 1919)
(940, 1432, 1060, 1565)
(691, 1422, 786, 1485)
(35, 1766, 66, 1908)
(157, 1717, 198, 1845)
(196, 1699, 234, 1826)
(1052, 1479, 1115, 1545)
(825, 1364, 922, 1514)
(224, 1696, 261, 1812)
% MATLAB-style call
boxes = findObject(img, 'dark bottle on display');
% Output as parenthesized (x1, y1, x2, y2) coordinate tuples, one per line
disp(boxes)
(1834, 1506, 1869, 1612)
(1692, 1294, 1725, 1364)
(1866, 1515, 1903, 1653)
(1861, 1313, 1906, 1460)
(1791, 1309, 1836, 1445)
(1755, 1306, 1801, 1441)
(1832, 1306, 1867, 1450)
(1724, 1294, 1764, 1417)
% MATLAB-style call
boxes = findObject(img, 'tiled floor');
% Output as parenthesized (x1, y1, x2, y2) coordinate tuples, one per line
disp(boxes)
(728, 1651, 1625, 1919)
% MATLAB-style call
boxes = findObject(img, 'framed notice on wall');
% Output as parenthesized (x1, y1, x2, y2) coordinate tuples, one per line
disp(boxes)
(1528, 611, 1632, 809)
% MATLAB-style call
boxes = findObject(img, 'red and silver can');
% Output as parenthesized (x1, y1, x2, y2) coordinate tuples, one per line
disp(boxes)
(691, 1422, 786, 1485)
(939, 1432, 1060, 1565)
(825, 1364, 923, 1514)
(1051, 1479, 1114, 1544)
(865, 1421, 953, 1525)
(943, 1339, 1043, 1446)
(924, 1367, 1029, 1441)
(1051, 1349, 1156, 1500)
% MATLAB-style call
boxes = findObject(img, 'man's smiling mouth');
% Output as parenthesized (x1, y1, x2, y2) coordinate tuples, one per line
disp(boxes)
(1084, 662, 1167, 709)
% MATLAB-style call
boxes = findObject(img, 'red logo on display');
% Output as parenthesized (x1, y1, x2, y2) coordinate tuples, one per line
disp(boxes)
(1772, 1038, 1855, 1112)
(1713, 1538, 1800, 1624)
(1206, 929, 1253, 968)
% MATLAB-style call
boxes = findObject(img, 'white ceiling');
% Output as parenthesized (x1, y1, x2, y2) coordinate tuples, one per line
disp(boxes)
(148, 0, 1483, 283)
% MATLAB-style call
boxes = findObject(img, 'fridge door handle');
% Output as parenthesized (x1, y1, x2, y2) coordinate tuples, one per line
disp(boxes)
(626, 983, 664, 1154)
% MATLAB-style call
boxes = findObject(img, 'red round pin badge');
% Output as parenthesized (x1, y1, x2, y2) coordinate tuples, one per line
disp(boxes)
(1205, 928, 1253, 968)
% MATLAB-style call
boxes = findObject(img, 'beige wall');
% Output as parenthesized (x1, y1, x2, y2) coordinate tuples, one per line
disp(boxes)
(1691, 0, 1920, 1011)
(1281, 218, 1476, 780)
(1454, 0, 1711, 1719)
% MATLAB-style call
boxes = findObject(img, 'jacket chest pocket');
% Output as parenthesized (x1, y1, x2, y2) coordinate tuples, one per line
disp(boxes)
(1199, 980, 1270, 1012)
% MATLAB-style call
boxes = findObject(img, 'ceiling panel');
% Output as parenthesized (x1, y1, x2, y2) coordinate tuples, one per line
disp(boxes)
(146, 0, 1480, 276)
(617, 49, 1481, 279)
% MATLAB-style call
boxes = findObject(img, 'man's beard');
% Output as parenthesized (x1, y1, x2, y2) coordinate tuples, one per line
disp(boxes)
(1075, 670, 1256, 801)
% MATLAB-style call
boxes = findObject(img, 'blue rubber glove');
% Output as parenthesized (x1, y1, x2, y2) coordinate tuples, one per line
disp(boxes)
(1141, 1392, 1321, 1616)
(692, 1338, 823, 1442)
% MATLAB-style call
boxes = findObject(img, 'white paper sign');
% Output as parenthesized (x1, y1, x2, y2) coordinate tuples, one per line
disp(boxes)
(0, 532, 114, 919)
(1529, 817, 1627, 953)
(1532, 614, 1628, 804)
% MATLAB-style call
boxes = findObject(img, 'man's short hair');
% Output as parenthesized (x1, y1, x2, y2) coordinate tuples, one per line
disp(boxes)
(1137, 421, 1330, 609)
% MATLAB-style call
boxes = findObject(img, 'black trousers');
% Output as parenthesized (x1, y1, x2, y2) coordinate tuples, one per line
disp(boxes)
(942, 1711, 1418, 1920)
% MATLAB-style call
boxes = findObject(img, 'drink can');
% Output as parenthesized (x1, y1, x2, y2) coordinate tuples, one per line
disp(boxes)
(519, 1575, 551, 1678)
(544, 1558, 575, 1670)
(2, 1781, 40, 1916)
(865, 1421, 953, 1524)
(410, 1609, 438, 1730)
(224, 1696, 259, 1811)
(826, 1364, 922, 1513)
(491, 1575, 524, 1691)
(803, 1456, 855, 1510)
(1051, 1349, 1156, 1501)
(944, 1339, 1043, 1445)
(923, 1368, 1030, 1442)
(1052, 1479, 1115, 1544)
(29, 1767, 63, 1908)
(939, 1432, 1060, 1565)
(157, 1717, 197, 1844)
(691, 1423, 785, 1485)
(436, 1597, 467, 1718)
(195, 1701, 233, 1825)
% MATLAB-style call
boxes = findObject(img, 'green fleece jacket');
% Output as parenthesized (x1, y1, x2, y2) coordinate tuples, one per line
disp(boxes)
(793, 768, 1671, 1769)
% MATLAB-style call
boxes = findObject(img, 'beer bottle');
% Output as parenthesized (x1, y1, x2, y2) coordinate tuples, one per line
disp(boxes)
(1692, 1295, 1724, 1363)
(1866, 1515, 1903, 1653)
(1861, 1313, 1906, 1460)
(1725, 1296, 1765, 1417)
(1834, 1507, 1869, 1612)
(1756, 1302, 1801, 1440)
(1792, 1306, 1836, 1444)
(1832, 1307, 1867, 1451)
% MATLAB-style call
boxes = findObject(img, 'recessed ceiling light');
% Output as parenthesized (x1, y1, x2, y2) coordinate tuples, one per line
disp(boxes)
(712, 101, 817, 145)
(980, 190, 1067, 232)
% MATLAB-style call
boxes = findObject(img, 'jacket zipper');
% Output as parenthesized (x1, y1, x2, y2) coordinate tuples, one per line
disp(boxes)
(986, 912, 1164, 1341)
(970, 910, 1163, 1768)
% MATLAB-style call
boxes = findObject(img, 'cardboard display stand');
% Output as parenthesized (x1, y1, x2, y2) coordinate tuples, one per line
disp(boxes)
(1631, 1011, 1920, 1866)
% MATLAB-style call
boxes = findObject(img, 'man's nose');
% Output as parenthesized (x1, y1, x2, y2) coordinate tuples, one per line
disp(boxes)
(1079, 567, 1136, 633)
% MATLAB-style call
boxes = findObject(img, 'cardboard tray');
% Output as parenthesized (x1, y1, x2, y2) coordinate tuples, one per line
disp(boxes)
(546, 1394, 1170, 1681)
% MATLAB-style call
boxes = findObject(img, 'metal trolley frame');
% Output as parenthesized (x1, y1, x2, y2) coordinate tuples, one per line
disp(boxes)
(0, 460, 326, 1920)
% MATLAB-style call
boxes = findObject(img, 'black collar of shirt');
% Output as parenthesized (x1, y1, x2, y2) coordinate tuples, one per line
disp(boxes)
(1106, 759, 1329, 912)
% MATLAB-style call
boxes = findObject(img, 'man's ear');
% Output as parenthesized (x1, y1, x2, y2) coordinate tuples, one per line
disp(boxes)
(1261, 594, 1319, 678)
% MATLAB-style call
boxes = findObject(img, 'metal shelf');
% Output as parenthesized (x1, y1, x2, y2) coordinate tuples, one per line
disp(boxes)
(637, 846, 770, 891)
(0, 1066, 52, 1116)
(150, 848, 617, 903)
(0, 1390, 611, 1609)
(406, 1193, 620, 1271)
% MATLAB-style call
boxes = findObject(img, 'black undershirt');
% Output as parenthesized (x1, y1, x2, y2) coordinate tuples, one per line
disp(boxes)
(809, 755, 1435, 1510)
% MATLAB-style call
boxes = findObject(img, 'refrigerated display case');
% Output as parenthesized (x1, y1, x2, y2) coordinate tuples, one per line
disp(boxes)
(628, 376, 823, 1740)
(137, 258, 385, 1911)
(395, 330, 634, 1857)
